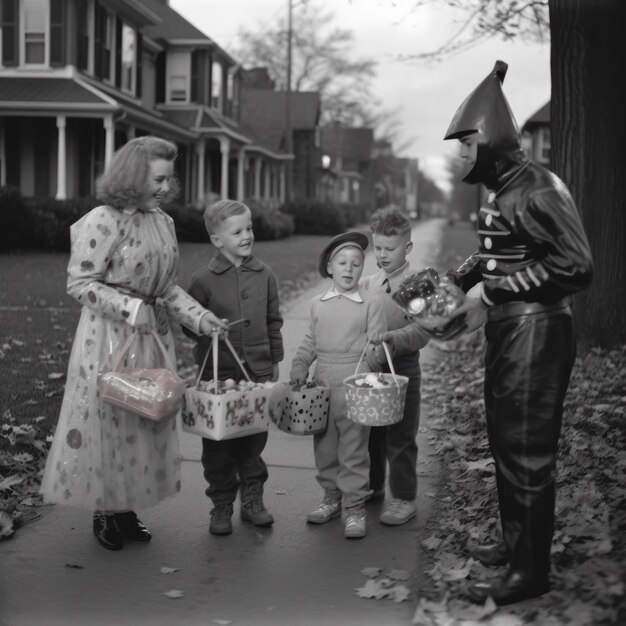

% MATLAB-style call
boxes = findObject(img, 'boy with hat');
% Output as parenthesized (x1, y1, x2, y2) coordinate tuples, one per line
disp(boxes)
(290, 231, 386, 539)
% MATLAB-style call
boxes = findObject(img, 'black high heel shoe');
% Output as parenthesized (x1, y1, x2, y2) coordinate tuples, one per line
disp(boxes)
(93, 512, 124, 550)
(115, 511, 152, 542)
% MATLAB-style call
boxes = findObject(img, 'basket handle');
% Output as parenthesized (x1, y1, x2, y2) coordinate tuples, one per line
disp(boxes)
(353, 340, 399, 388)
(111, 330, 175, 373)
(195, 331, 253, 388)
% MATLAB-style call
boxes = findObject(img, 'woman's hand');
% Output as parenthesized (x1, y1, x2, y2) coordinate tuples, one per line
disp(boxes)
(199, 311, 229, 335)
(133, 302, 152, 334)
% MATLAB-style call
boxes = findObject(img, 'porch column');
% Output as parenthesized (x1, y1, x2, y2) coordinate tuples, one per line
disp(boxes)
(279, 163, 286, 204)
(195, 139, 206, 204)
(127, 126, 136, 140)
(254, 157, 262, 200)
(236, 148, 246, 201)
(55, 115, 67, 200)
(0, 118, 6, 187)
(103, 114, 115, 167)
(264, 161, 271, 200)
(219, 137, 231, 200)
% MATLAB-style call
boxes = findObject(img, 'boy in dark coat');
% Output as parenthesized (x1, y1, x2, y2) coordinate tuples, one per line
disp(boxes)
(184, 200, 284, 536)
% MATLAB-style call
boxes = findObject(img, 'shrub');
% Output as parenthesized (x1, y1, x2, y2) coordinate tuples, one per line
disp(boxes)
(162, 204, 208, 243)
(0, 186, 28, 252)
(246, 199, 295, 241)
(337, 202, 371, 228)
(281, 199, 347, 235)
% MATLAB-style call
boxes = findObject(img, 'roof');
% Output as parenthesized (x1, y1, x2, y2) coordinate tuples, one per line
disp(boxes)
(0, 76, 196, 140)
(240, 89, 320, 152)
(522, 101, 550, 132)
(137, 0, 237, 64)
(321, 124, 374, 161)
(0, 77, 107, 106)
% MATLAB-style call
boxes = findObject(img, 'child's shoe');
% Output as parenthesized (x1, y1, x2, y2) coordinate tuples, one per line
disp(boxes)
(210, 504, 234, 535)
(115, 511, 152, 541)
(343, 506, 366, 539)
(93, 512, 123, 550)
(379, 498, 417, 526)
(306, 494, 342, 524)
(241, 499, 274, 527)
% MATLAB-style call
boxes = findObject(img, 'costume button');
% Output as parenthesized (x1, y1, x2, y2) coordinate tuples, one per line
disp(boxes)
(487, 192, 496, 203)
(486, 259, 497, 271)
(484, 237, 493, 250)
(241, 292, 248, 299)
(485, 214, 493, 227)
(244, 320, 251, 327)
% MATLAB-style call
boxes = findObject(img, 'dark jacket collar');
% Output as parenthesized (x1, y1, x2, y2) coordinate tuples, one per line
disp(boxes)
(207, 250, 264, 274)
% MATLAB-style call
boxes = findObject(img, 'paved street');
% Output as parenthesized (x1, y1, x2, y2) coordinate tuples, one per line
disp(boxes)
(0, 220, 446, 626)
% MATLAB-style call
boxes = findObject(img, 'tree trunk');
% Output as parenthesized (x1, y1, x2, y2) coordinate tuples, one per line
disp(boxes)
(550, 0, 626, 349)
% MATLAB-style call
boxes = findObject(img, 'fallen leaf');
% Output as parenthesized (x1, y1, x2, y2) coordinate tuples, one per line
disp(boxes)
(160, 567, 181, 574)
(47, 372, 64, 380)
(387, 568, 410, 581)
(361, 567, 382, 578)
(163, 589, 184, 599)
(465, 458, 495, 472)
(355, 578, 388, 599)
(421, 535, 442, 552)
(388, 584, 410, 602)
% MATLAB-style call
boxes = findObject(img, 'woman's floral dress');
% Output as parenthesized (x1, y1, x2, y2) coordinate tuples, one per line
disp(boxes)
(40, 205, 207, 512)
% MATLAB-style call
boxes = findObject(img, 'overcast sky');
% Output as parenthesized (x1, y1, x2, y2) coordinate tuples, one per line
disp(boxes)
(170, 0, 551, 192)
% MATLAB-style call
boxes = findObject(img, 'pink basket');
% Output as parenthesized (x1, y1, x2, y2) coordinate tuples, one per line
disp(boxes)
(99, 331, 185, 422)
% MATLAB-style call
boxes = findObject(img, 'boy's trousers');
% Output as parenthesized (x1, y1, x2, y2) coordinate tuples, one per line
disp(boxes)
(368, 358, 421, 500)
(313, 354, 371, 509)
(200, 366, 269, 507)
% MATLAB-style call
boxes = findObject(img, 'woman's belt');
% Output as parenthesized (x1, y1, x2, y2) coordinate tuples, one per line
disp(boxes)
(488, 297, 572, 322)
(106, 283, 158, 305)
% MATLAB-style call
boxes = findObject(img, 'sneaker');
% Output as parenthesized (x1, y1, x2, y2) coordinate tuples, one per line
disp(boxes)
(306, 498, 341, 524)
(241, 500, 274, 527)
(343, 510, 367, 539)
(379, 498, 417, 526)
(210, 505, 233, 535)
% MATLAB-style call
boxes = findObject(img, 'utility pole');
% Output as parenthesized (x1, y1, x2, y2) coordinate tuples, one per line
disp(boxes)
(285, 0, 293, 203)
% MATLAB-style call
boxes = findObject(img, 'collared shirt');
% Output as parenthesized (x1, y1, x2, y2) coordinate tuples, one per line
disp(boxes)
(320, 286, 364, 303)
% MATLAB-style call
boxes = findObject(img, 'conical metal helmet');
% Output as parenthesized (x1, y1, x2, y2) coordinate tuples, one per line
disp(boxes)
(444, 60, 525, 186)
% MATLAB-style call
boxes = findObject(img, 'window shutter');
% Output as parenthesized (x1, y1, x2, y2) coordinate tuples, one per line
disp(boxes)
(155, 51, 165, 103)
(1, 0, 19, 67)
(50, 0, 66, 66)
(136, 32, 143, 97)
(114, 17, 122, 88)
(76, 0, 88, 70)
(190, 50, 199, 103)
(94, 4, 104, 78)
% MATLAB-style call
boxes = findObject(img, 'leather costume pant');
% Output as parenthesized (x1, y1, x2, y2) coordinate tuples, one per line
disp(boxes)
(484, 301, 575, 577)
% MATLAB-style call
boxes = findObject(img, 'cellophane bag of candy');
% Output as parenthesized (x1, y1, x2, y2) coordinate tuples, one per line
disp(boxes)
(392, 268, 466, 336)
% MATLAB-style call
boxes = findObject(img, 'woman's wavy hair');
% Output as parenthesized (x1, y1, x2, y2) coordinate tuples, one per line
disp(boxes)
(96, 136, 180, 209)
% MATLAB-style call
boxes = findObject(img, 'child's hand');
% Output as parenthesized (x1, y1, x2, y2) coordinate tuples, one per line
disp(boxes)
(370, 331, 385, 345)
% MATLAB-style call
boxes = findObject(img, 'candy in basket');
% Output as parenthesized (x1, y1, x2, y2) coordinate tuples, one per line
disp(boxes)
(344, 342, 408, 427)
(181, 333, 285, 441)
(392, 268, 466, 338)
(275, 382, 330, 436)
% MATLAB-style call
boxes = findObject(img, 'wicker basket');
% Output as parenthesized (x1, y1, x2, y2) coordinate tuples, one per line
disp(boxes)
(343, 342, 408, 427)
(276, 384, 330, 436)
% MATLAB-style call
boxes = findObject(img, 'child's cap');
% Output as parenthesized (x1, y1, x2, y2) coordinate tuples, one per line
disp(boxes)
(318, 231, 369, 278)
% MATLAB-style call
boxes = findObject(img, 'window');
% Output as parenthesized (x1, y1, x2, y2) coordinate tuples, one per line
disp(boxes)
(540, 126, 551, 163)
(211, 60, 222, 111)
(121, 24, 136, 93)
(23, 0, 47, 64)
(167, 51, 190, 102)
(94, 6, 114, 80)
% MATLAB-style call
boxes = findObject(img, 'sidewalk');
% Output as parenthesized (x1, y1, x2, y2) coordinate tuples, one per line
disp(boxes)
(0, 219, 446, 626)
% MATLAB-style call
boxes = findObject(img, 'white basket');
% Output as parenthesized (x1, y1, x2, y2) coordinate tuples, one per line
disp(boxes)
(181, 333, 284, 440)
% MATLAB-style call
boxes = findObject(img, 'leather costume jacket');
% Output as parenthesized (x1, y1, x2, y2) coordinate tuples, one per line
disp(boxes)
(449, 160, 593, 306)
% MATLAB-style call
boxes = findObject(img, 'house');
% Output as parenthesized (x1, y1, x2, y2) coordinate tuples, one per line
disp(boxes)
(521, 101, 550, 166)
(240, 74, 321, 205)
(0, 0, 290, 206)
(320, 122, 375, 209)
